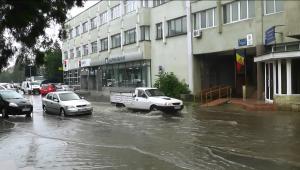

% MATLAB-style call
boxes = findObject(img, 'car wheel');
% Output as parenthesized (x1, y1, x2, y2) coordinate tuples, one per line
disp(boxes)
(150, 105, 158, 111)
(26, 113, 31, 118)
(60, 108, 66, 116)
(43, 105, 47, 113)
(1, 108, 8, 119)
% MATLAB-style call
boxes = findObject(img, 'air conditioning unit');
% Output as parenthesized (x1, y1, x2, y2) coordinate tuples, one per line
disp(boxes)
(193, 29, 202, 38)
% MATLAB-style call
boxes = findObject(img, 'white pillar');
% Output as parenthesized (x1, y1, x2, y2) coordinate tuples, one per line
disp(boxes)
(273, 61, 277, 95)
(264, 62, 267, 100)
(268, 63, 271, 100)
(136, 23, 140, 47)
(147, 65, 151, 87)
(287, 59, 292, 95)
(186, 0, 194, 93)
(162, 17, 166, 44)
(278, 60, 282, 94)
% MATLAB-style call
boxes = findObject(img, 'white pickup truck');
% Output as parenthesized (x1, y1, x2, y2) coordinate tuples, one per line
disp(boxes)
(110, 87, 184, 112)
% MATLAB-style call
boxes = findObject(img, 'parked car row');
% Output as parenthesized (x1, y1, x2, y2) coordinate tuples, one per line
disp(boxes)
(20, 81, 74, 96)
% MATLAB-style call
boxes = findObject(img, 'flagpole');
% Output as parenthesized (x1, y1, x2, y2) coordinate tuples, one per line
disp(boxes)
(234, 49, 237, 89)
(244, 48, 247, 86)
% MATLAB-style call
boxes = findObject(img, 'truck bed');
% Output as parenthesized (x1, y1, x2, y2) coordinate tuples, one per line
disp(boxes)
(110, 92, 134, 105)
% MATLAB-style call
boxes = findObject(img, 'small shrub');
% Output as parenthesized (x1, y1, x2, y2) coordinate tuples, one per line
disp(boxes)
(154, 72, 190, 98)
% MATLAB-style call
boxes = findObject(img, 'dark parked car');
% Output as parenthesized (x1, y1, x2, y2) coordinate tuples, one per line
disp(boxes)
(0, 90, 33, 118)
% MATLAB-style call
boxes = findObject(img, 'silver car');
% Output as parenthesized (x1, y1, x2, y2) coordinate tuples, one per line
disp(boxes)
(42, 91, 93, 116)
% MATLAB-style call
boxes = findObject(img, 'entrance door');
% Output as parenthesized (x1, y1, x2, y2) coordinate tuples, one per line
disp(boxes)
(265, 62, 274, 102)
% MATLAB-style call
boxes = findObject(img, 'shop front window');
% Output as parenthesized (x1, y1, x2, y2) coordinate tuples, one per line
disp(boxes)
(101, 60, 150, 87)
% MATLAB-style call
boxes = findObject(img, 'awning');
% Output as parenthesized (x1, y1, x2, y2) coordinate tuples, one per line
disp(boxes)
(254, 51, 300, 62)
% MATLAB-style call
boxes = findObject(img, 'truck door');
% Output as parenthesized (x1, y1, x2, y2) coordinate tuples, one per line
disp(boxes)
(134, 90, 149, 110)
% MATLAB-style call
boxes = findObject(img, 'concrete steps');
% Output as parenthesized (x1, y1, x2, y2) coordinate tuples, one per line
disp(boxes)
(201, 98, 230, 107)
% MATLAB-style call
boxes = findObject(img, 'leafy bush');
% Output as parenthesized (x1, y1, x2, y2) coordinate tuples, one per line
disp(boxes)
(154, 72, 190, 98)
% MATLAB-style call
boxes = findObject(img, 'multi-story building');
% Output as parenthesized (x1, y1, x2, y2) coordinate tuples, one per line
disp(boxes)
(62, 0, 300, 109)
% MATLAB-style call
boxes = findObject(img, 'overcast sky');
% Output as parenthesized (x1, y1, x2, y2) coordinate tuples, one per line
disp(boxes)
(44, 1, 99, 47)
(69, 1, 99, 18)
(7, 1, 100, 68)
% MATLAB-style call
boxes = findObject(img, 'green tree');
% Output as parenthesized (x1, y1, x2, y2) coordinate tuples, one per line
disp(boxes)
(44, 43, 63, 83)
(0, 63, 25, 82)
(154, 72, 190, 98)
(0, 0, 85, 71)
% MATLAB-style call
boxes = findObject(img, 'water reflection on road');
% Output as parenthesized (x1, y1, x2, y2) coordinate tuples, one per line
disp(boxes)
(0, 94, 299, 169)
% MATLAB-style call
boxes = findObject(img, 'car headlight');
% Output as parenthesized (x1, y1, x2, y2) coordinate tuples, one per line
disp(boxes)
(164, 102, 172, 106)
(9, 102, 18, 107)
(66, 105, 76, 109)
(86, 103, 91, 107)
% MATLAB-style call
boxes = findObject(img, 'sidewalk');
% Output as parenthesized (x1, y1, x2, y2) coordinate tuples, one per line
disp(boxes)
(229, 98, 277, 111)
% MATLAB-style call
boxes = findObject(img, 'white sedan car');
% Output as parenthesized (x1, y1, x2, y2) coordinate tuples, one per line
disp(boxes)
(42, 91, 93, 116)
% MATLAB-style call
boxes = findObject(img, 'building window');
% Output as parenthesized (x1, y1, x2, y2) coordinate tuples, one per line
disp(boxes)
(75, 25, 80, 36)
(142, 0, 149, 8)
(64, 51, 68, 59)
(125, 0, 137, 13)
(156, 22, 162, 39)
(265, 0, 283, 15)
(140, 26, 150, 41)
(83, 44, 89, 56)
(194, 8, 216, 30)
(90, 17, 97, 30)
(82, 21, 88, 33)
(99, 11, 108, 25)
(124, 28, 136, 45)
(69, 28, 73, 39)
(91, 41, 97, 53)
(153, 0, 167, 7)
(111, 5, 120, 20)
(100, 38, 108, 51)
(101, 60, 150, 87)
(223, 0, 255, 24)
(167, 16, 187, 37)
(70, 49, 74, 59)
(111, 33, 121, 48)
(76, 47, 81, 58)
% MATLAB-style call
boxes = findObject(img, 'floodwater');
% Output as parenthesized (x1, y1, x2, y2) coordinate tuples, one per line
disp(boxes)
(0, 95, 300, 170)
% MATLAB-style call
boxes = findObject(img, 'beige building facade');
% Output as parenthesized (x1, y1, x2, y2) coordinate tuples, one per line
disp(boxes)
(62, 0, 300, 107)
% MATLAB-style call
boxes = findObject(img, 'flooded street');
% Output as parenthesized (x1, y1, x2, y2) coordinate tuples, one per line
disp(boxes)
(0, 95, 300, 170)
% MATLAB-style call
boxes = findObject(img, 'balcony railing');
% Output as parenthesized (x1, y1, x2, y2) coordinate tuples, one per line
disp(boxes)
(265, 41, 300, 54)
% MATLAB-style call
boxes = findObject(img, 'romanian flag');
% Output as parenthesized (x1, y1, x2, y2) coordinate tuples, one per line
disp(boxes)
(236, 52, 245, 73)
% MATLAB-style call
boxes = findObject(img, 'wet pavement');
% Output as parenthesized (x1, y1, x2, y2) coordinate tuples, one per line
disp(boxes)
(0, 95, 300, 170)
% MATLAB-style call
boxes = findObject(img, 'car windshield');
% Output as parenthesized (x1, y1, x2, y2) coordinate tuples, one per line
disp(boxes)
(31, 82, 40, 85)
(0, 91, 23, 99)
(145, 89, 165, 97)
(59, 93, 80, 101)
